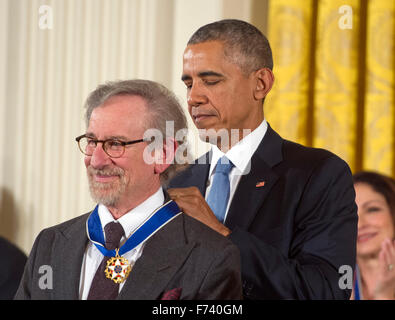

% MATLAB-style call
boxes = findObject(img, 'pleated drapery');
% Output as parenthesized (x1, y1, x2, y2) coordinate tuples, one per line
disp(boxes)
(266, 0, 395, 176)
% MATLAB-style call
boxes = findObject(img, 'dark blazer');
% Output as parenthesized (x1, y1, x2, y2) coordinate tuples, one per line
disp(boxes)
(168, 124, 358, 300)
(0, 236, 27, 299)
(14, 211, 242, 300)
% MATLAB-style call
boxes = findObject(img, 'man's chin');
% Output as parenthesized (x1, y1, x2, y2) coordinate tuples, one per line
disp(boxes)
(88, 183, 122, 208)
(89, 191, 120, 208)
(87, 171, 126, 208)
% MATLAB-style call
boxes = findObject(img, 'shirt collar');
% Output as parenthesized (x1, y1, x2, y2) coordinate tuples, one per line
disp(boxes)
(98, 187, 165, 239)
(209, 119, 268, 177)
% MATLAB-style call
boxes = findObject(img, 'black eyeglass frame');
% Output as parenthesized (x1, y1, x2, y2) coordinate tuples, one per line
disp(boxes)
(75, 134, 147, 158)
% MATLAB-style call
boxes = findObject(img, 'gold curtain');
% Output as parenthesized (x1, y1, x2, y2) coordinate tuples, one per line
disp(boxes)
(265, 0, 395, 176)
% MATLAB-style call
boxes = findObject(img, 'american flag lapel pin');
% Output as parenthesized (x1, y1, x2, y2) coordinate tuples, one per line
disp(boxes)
(256, 181, 265, 188)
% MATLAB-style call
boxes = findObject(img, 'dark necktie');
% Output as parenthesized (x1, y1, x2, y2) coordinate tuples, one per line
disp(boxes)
(206, 156, 234, 223)
(87, 221, 125, 300)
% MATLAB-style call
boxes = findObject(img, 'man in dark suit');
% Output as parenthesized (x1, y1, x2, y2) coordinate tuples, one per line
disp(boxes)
(0, 236, 27, 299)
(15, 79, 242, 300)
(168, 19, 358, 299)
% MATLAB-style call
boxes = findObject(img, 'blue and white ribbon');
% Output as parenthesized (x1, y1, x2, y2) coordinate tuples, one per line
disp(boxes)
(86, 200, 182, 257)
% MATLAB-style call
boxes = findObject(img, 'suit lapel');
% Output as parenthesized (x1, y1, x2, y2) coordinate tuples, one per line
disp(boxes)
(118, 214, 195, 300)
(51, 209, 194, 300)
(54, 214, 89, 299)
(190, 151, 211, 197)
(170, 125, 284, 232)
(225, 125, 283, 231)
(168, 151, 210, 197)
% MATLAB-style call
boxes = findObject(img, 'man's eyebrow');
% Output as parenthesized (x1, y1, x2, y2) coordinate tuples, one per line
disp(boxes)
(198, 71, 224, 78)
(84, 133, 129, 141)
(85, 132, 96, 138)
(109, 135, 130, 141)
(181, 71, 224, 82)
(181, 74, 191, 82)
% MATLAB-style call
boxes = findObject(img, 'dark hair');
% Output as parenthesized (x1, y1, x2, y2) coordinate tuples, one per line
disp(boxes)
(188, 19, 273, 75)
(353, 171, 395, 230)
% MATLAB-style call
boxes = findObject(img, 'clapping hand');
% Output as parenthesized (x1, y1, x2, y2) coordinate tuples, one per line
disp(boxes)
(373, 238, 395, 299)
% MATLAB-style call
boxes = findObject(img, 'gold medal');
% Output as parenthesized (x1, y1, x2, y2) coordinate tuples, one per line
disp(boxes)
(104, 249, 132, 284)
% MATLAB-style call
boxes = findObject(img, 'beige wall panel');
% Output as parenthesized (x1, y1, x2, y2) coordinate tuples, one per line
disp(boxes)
(1, 0, 258, 254)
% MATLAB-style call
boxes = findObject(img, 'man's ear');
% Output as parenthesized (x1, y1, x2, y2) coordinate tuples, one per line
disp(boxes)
(253, 68, 274, 101)
(153, 138, 178, 174)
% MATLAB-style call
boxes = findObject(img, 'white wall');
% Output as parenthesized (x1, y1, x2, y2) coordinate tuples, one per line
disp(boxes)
(0, 0, 253, 253)
(171, 0, 252, 159)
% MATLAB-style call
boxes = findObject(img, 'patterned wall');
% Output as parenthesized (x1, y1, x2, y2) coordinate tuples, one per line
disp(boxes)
(266, 0, 394, 176)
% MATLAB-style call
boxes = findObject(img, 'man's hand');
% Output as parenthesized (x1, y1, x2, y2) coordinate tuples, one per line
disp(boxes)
(168, 187, 231, 237)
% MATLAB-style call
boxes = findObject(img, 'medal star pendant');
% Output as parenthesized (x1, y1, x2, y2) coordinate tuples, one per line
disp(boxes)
(104, 248, 132, 284)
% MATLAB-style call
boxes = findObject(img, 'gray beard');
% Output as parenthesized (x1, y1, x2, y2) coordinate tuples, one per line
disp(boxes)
(87, 166, 127, 207)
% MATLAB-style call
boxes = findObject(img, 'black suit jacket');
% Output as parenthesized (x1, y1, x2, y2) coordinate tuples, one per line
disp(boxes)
(0, 236, 27, 299)
(168, 125, 358, 299)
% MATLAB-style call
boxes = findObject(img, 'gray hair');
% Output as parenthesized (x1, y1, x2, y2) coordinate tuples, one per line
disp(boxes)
(188, 19, 273, 75)
(84, 79, 189, 185)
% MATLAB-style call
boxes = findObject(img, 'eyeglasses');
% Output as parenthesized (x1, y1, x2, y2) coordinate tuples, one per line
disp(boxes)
(75, 134, 146, 158)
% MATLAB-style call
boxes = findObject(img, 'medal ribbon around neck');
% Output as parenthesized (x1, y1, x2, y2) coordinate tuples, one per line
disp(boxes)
(86, 200, 181, 283)
(86, 200, 182, 258)
(87, 200, 182, 283)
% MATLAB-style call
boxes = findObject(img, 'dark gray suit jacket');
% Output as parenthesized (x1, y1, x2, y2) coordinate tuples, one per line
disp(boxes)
(14, 212, 242, 300)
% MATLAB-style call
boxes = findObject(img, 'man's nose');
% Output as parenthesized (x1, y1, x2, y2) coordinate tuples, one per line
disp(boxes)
(187, 83, 208, 106)
(89, 143, 112, 168)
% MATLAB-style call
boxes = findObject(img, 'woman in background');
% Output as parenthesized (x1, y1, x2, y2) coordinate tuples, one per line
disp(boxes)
(353, 171, 395, 299)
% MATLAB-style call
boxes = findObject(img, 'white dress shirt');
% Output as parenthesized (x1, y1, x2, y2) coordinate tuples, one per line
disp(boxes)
(205, 119, 268, 223)
(79, 187, 165, 300)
